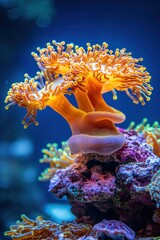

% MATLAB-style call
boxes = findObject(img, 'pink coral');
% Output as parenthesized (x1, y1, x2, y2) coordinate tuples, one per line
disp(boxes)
(49, 164, 116, 202)
(93, 219, 135, 240)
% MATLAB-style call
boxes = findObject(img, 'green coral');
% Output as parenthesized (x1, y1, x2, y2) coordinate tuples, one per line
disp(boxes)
(39, 141, 75, 181)
(147, 170, 160, 208)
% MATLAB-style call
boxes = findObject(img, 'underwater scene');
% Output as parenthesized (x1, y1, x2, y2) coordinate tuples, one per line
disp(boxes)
(1, 0, 160, 239)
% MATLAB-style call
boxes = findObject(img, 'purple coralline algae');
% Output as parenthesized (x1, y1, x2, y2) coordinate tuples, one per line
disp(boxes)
(49, 165, 116, 202)
(147, 170, 160, 208)
(49, 129, 160, 238)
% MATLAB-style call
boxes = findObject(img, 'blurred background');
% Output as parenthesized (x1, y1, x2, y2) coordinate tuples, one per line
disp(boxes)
(0, 0, 160, 238)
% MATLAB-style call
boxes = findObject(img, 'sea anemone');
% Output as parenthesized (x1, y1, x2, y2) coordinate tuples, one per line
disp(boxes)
(5, 40, 152, 155)
(32, 41, 152, 106)
(39, 141, 76, 181)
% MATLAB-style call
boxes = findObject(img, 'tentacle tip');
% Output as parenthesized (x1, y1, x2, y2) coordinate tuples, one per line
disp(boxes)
(38, 176, 42, 181)
(4, 231, 10, 236)
(113, 95, 118, 100)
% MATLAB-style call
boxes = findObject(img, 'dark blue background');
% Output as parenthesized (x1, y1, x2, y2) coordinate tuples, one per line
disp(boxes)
(2, 0, 160, 143)
(1, 0, 160, 236)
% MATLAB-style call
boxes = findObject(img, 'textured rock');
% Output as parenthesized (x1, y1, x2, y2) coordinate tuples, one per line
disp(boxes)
(49, 129, 160, 237)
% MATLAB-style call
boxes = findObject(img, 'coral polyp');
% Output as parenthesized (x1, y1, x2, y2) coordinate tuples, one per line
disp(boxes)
(4, 214, 93, 240)
(39, 141, 76, 181)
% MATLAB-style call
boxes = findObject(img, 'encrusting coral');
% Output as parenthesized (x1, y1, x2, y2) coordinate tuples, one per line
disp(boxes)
(128, 118, 160, 157)
(4, 40, 160, 239)
(146, 170, 160, 208)
(93, 219, 136, 240)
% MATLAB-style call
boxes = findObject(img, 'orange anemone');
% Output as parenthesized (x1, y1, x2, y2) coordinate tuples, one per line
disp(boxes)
(5, 40, 153, 155)
(32, 41, 152, 107)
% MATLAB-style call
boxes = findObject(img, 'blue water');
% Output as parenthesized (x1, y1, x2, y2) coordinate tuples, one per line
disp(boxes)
(0, 0, 160, 237)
